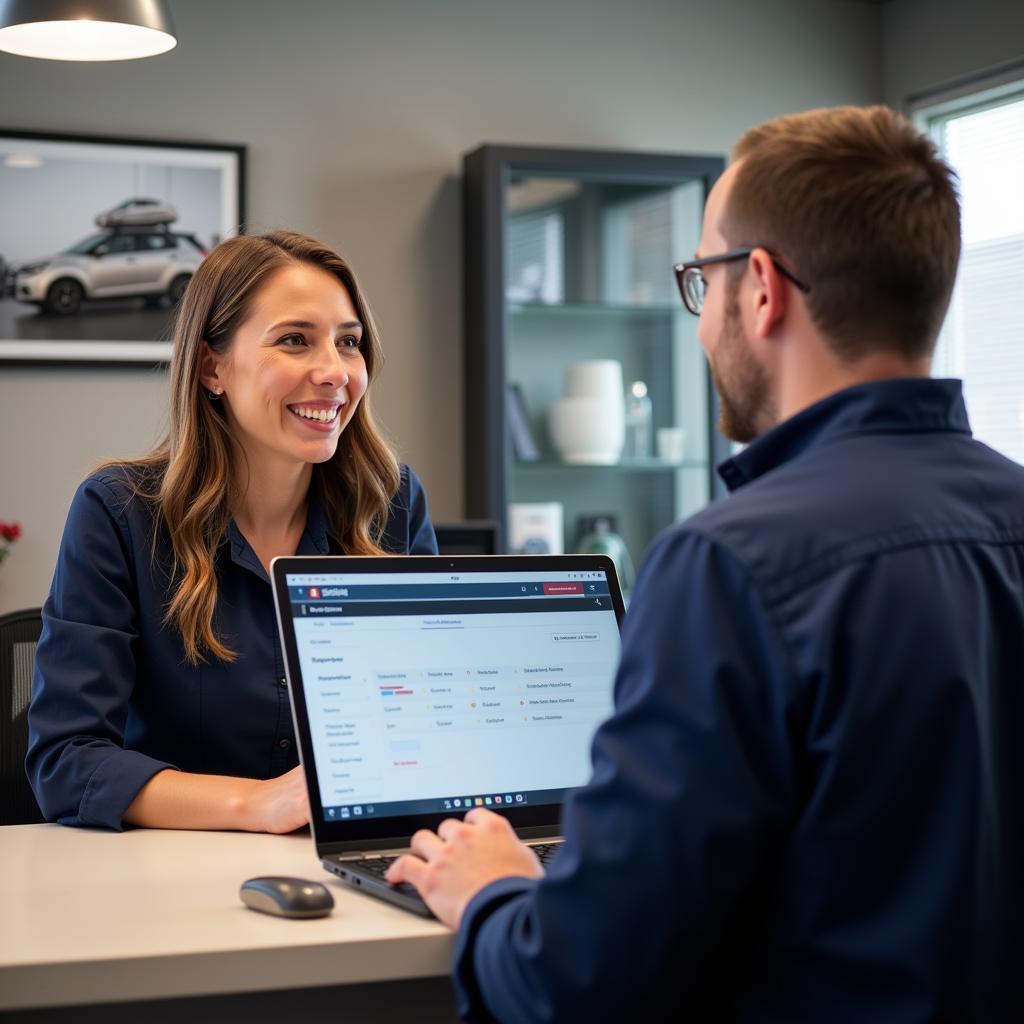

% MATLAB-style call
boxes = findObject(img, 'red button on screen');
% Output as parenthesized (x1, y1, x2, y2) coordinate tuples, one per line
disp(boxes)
(543, 582, 583, 595)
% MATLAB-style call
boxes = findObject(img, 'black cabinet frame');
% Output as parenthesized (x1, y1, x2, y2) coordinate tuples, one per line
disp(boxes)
(463, 144, 728, 546)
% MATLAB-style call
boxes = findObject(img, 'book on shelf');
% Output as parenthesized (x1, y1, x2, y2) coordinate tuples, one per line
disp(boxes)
(506, 382, 540, 461)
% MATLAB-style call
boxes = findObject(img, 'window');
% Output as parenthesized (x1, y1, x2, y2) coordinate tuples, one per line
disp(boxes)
(97, 234, 137, 255)
(506, 207, 564, 304)
(603, 190, 675, 305)
(506, 177, 575, 305)
(138, 234, 176, 250)
(919, 81, 1024, 465)
(602, 182, 704, 306)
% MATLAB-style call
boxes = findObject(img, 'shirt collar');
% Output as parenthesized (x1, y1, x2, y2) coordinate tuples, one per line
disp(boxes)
(224, 487, 333, 581)
(300, 488, 332, 555)
(717, 377, 971, 493)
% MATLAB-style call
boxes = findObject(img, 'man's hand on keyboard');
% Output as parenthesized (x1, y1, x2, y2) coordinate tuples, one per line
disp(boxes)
(386, 808, 544, 928)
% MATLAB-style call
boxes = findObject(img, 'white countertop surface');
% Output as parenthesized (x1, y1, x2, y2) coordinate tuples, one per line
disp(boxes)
(0, 824, 452, 1010)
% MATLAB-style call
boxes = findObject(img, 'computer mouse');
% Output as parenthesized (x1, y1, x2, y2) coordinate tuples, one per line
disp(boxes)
(239, 876, 335, 918)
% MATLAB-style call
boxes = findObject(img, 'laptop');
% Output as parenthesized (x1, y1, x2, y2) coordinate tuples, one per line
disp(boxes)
(271, 553, 625, 917)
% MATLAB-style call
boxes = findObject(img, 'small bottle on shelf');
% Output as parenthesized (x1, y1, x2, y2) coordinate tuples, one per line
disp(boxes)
(576, 514, 635, 600)
(624, 381, 652, 459)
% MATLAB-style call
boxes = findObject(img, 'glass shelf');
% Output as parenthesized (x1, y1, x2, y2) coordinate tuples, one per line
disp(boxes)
(508, 301, 684, 321)
(516, 457, 706, 472)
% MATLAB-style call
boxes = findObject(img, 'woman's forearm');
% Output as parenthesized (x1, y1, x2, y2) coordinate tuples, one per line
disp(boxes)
(123, 764, 309, 833)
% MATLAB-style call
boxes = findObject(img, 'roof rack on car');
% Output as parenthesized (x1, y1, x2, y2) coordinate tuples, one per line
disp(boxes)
(111, 223, 171, 232)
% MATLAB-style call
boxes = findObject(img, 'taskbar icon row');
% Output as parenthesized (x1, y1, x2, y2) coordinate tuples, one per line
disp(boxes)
(322, 792, 528, 822)
(443, 793, 525, 811)
(326, 804, 375, 820)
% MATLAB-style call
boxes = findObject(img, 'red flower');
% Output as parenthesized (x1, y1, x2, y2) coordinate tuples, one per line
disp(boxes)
(0, 522, 21, 543)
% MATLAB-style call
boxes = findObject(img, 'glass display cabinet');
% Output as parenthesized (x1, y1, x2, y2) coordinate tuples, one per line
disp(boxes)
(463, 145, 727, 579)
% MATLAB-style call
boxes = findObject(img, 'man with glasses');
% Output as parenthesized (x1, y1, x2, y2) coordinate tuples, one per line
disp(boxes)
(389, 106, 1022, 1021)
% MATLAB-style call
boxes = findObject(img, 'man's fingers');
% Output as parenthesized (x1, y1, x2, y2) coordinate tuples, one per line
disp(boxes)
(437, 816, 466, 842)
(385, 853, 427, 888)
(409, 828, 445, 861)
(464, 807, 511, 833)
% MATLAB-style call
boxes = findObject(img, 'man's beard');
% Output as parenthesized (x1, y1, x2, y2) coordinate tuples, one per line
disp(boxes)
(709, 291, 774, 444)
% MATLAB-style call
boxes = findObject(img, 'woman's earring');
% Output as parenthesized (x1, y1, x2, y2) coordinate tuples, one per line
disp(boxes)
(207, 388, 222, 401)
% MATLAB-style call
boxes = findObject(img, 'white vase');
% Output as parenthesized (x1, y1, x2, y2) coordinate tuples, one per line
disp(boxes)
(564, 360, 624, 406)
(548, 395, 624, 464)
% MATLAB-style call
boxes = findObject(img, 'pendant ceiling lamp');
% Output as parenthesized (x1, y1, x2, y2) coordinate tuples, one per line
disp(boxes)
(0, 0, 176, 61)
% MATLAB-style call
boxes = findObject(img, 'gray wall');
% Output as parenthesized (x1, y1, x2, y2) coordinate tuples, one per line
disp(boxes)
(882, 0, 1024, 108)
(0, 0, 884, 612)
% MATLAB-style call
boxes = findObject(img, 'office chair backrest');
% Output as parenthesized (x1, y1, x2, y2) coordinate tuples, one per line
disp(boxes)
(0, 608, 45, 825)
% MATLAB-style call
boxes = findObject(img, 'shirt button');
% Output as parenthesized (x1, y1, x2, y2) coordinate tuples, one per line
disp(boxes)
(279, 676, 287, 688)
(278, 738, 291, 749)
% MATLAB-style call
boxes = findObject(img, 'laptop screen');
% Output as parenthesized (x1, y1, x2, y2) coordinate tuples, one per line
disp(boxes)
(279, 563, 621, 828)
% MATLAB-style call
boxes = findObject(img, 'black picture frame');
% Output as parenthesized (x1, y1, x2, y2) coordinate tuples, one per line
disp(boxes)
(0, 129, 246, 366)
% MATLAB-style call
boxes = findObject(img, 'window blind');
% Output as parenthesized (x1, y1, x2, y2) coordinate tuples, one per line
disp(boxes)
(506, 210, 564, 304)
(927, 91, 1024, 465)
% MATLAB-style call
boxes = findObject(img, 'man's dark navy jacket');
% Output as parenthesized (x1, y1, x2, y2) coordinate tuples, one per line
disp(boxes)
(453, 379, 1024, 1022)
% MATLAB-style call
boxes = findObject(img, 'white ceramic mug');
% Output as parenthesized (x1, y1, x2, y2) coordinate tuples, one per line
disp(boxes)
(656, 427, 686, 463)
(548, 395, 624, 464)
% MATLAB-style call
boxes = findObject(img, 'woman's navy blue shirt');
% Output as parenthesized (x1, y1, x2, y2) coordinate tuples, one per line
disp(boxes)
(27, 463, 437, 830)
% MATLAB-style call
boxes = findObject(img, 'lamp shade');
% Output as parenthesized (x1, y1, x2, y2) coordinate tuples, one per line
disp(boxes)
(0, 0, 176, 61)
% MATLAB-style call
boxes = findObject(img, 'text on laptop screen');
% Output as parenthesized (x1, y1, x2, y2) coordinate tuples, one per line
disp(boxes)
(283, 569, 619, 822)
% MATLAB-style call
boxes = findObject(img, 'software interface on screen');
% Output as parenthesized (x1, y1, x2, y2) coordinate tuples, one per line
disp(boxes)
(284, 569, 620, 822)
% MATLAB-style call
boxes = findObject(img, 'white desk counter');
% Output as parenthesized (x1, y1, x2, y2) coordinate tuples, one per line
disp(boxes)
(0, 825, 456, 1020)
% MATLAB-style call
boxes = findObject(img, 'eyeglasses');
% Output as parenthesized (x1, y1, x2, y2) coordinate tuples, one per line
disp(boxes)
(673, 248, 811, 316)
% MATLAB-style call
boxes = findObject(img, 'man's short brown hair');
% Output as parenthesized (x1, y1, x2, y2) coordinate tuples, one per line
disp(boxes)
(723, 105, 961, 362)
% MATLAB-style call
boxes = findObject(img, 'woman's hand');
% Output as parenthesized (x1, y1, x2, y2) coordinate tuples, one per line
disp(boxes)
(124, 765, 311, 833)
(246, 764, 311, 834)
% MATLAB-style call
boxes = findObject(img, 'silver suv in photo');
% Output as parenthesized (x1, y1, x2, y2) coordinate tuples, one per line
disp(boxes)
(12, 229, 206, 315)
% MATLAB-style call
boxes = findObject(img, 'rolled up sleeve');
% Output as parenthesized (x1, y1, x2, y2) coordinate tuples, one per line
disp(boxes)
(27, 475, 175, 830)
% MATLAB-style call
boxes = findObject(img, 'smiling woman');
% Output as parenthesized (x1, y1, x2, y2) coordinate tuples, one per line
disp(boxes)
(26, 231, 438, 834)
(200, 261, 371, 495)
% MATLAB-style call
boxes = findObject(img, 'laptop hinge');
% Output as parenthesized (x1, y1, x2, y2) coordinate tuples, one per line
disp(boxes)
(330, 848, 409, 862)
(516, 825, 561, 842)
(325, 836, 561, 862)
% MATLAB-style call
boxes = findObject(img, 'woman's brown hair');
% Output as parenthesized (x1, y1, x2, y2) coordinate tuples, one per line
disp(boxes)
(105, 230, 399, 664)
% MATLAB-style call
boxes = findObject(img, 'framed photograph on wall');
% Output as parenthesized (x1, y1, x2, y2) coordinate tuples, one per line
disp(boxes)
(0, 129, 246, 365)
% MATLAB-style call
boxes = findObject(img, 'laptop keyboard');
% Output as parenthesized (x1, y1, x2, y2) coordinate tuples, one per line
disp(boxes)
(528, 843, 562, 865)
(358, 841, 562, 881)
(357, 856, 401, 880)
